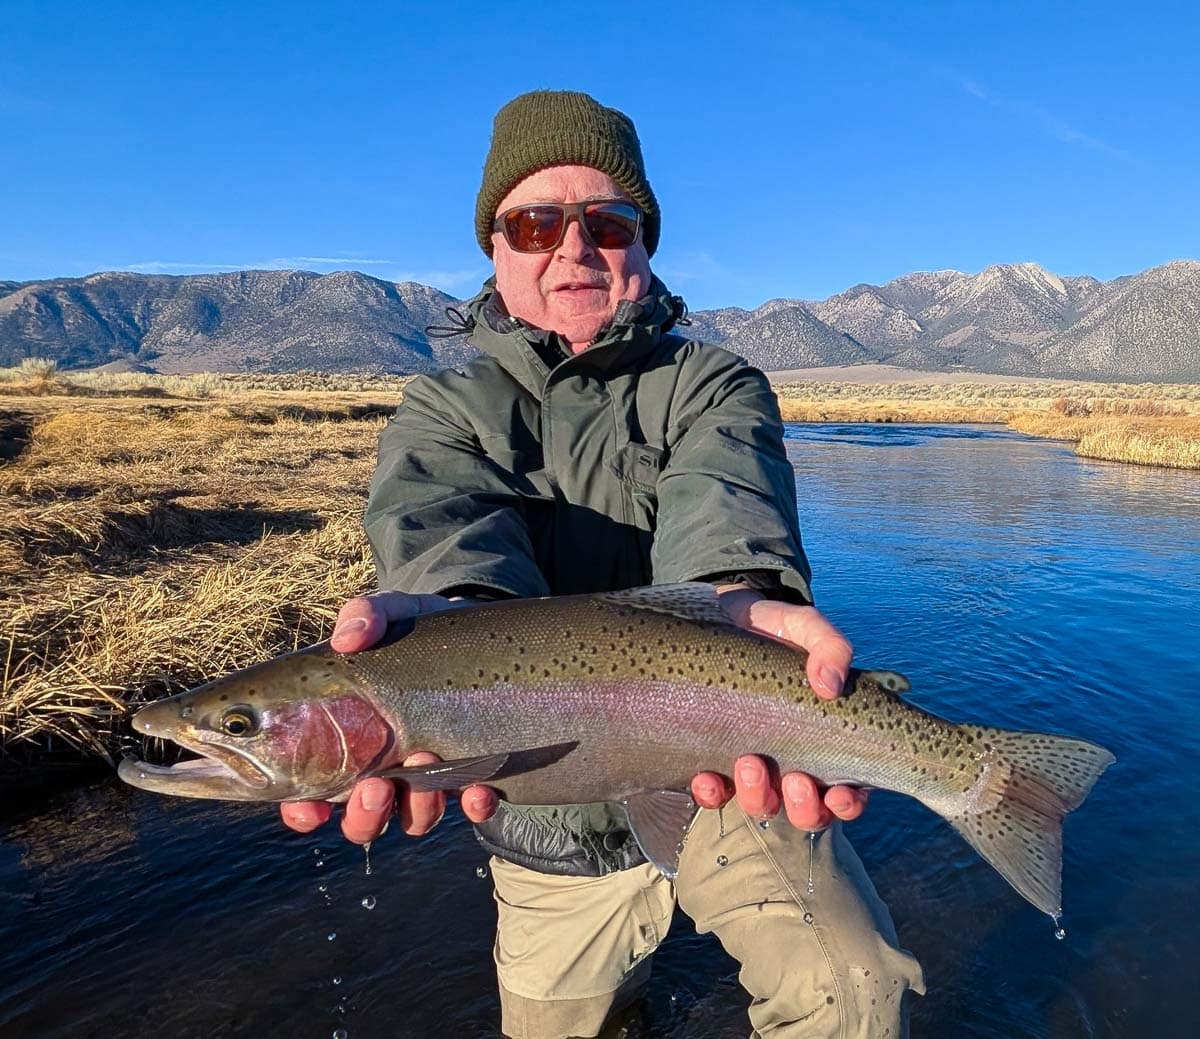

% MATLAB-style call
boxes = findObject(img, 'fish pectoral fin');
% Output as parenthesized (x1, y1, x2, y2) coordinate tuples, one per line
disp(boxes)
(374, 752, 513, 791)
(623, 790, 700, 879)
(372, 741, 580, 791)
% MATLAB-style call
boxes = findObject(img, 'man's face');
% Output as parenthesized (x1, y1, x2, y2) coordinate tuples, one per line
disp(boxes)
(492, 165, 652, 353)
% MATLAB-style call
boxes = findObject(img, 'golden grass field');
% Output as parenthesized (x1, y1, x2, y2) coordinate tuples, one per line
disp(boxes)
(2, 362, 1198, 776)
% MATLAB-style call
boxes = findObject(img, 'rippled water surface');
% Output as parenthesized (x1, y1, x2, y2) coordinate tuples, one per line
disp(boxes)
(3, 424, 1198, 1038)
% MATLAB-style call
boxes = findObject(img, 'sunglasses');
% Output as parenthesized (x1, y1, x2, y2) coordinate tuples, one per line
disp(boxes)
(493, 200, 642, 253)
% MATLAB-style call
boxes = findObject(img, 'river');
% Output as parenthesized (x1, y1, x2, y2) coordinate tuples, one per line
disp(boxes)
(2, 424, 1197, 1038)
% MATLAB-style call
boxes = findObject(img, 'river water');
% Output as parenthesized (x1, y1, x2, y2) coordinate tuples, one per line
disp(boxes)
(2, 424, 1197, 1038)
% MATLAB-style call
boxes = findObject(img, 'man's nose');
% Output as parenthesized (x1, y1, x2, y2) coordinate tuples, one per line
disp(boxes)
(555, 216, 595, 261)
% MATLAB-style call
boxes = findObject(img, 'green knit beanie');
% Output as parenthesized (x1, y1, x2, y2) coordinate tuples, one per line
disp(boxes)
(475, 90, 660, 258)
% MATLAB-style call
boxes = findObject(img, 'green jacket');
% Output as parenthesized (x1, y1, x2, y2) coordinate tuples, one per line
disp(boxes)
(365, 275, 813, 874)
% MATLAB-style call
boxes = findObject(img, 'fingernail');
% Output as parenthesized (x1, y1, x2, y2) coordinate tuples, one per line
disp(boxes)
(333, 617, 367, 642)
(361, 781, 389, 812)
(785, 778, 811, 804)
(817, 665, 844, 697)
(697, 781, 720, 802)
(467, 793, 491, 813)
(827, 794, 851, 813)
(737, 762, 762, 787)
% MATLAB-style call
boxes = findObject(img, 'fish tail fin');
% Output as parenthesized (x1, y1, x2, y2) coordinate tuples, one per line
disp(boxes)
(942, 730, 1114, 918)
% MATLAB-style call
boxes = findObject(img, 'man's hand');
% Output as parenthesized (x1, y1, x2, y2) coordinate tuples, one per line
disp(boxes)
(279, 591, 499, 844)
(689, 586, 870, 830)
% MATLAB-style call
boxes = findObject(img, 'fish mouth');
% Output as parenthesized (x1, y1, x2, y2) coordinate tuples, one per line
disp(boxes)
(118, 741, 272, 799)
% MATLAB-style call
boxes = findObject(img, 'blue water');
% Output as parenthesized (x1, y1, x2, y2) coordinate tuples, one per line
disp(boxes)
(2, 424, 1198, 1038)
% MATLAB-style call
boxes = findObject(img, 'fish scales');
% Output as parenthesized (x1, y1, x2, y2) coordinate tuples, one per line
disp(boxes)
(347, 592, 978, 805)
(119, 583, 1114, 919)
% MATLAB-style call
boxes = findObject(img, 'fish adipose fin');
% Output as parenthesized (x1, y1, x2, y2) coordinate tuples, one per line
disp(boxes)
(623, 790, 700, 878)
(859, 669, 911, 694)
(374, 741, 579, 791)
(943, 731, 1115, 918)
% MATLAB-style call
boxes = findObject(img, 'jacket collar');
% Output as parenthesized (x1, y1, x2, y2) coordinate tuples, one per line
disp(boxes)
(459, 275, 686, 400)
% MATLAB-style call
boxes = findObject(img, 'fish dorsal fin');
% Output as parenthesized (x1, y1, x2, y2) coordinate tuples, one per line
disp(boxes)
(622, 790, 700, 878)
(597, 583, 733, 627)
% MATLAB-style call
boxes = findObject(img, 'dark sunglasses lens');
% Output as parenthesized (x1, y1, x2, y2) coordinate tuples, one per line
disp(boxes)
(583, 204, 640, 249)
(504, 207, 565, 251)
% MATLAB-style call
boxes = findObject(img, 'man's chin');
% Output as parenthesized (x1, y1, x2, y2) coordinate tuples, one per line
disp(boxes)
(549, 311, 610, 349)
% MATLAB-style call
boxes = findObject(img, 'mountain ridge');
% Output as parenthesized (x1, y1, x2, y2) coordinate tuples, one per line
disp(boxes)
(1, 260, 1197, 380)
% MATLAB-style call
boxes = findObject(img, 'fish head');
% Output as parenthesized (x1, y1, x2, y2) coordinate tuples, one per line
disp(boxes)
(118, 645, 394, 802)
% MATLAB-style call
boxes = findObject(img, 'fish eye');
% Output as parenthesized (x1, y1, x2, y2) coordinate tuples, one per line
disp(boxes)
(220, 707, 258, 737)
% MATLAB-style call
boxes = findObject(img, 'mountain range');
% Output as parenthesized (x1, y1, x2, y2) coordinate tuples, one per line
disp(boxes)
(1, 260, 1197, 380)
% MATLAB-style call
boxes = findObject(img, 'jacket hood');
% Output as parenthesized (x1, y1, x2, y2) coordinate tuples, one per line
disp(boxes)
(435, 276, 687, 400)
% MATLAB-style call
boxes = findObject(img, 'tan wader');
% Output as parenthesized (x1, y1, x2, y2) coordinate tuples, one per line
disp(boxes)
(492, 808, 925, 1039)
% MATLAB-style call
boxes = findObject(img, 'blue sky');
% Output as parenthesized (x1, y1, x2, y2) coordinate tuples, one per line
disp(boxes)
(1, 1, 1196, 310)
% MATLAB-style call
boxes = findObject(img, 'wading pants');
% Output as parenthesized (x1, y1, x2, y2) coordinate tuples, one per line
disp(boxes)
(491, 807, 925, 1039)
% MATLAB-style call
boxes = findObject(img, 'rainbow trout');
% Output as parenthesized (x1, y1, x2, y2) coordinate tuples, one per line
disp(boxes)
(119, 584, 1113, 919)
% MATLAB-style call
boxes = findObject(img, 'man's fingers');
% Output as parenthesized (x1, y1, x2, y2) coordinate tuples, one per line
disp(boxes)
(824, 785, 869, 822)
(340, 778, 395, 844)
(460, 784, 499, 824)
(690, 771, 733, 809)
(331, 597, 389, 653)
(397, 751, 447, 835)
(747, 601, 853, 700)
(781, 772, 834, 830)
(281, 800, 332, 833)
(330, 592, 459, 653)
(733, 754, 781, 819)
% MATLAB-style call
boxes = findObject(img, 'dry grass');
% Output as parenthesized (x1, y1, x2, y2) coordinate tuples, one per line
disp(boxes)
(3, 370, 1199, 772)
(1, 392, 392, 765)
(1008, 412, 1200, 468)
(774, 379, 1200, 468)
(0, 361, 416, 400)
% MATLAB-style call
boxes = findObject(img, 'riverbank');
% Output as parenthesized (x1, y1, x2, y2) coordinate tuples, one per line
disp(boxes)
(1, 386, 385, 780)
(770, 369, 1200, 468)
(2, 366, 1198, 776)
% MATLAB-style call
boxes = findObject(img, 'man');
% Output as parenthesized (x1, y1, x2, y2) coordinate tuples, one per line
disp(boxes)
(284, 90, 922, 1038)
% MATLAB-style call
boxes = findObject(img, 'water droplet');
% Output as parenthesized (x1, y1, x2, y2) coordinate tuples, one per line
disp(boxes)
(1054, 927, 1067, 940)
(360, 895, 376, 910)
(317, 883, 328, 893)
(475, 866, 489, 879)
(332, 1029, 348, 1039)
(313, 848, 323, 856)
(758, 819, 770, 830)
(327, 932, 337, 941)
(315, 859, 325, 868)
(716, 855, 729, 868)
(803, 911, 814, 924)
(363, 840, 373, 877)
(332, 976, 342, 986)
(807, 830, 817, 894)
(138, 771, 147, 780)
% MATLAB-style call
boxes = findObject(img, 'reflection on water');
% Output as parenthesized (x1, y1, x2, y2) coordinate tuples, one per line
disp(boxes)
(3, 424, 1198, 1038)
